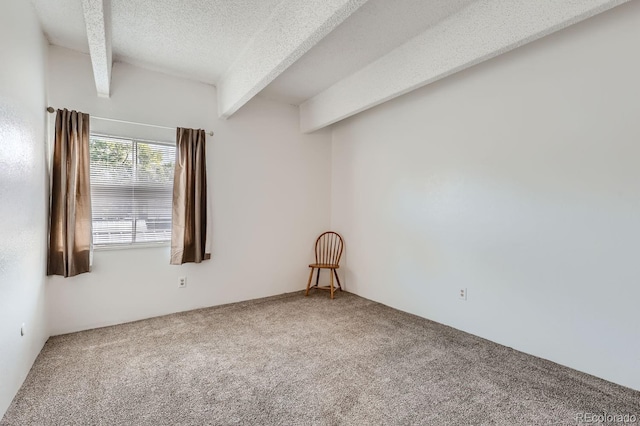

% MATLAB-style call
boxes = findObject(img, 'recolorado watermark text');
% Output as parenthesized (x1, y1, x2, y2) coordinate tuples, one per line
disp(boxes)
(576, 412, 637, 424)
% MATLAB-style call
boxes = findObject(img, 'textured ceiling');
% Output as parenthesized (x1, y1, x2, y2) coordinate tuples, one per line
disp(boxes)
(260, 0, 476, 105)
(29, 0, 627, 129)
(30, 0, 472, 100)
(111, 0, 284, 84)
(31, 0, 284, 84)
(31, 0, 89, 54)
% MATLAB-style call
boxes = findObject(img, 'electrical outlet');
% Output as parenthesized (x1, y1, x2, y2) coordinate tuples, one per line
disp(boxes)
(178, 277, 187, 288)
(458, 288, 467, 301)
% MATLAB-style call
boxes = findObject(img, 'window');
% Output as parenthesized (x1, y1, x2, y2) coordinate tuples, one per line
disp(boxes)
(89, 135, 175, 248)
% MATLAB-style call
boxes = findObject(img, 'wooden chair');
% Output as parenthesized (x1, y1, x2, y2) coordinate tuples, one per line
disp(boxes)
(305, 232, 344, 299)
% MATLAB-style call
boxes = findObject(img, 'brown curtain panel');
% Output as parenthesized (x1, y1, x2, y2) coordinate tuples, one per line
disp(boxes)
(171, 127, 211, 265)
(47, 109, 92, 277)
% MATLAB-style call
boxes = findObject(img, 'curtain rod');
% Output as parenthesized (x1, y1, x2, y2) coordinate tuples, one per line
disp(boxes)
(46, 107, 214, 136)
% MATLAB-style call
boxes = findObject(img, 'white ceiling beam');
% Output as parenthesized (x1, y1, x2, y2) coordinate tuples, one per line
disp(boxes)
(81, 0, 112, 98)
(217, 0, 369, 119)
(300, 0, 629, 133)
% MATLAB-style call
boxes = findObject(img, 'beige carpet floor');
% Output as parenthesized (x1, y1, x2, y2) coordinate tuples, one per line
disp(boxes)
(1, 291, 638, 425)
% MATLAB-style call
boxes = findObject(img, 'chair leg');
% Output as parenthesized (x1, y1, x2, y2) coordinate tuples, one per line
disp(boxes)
(305, 268, 314, 296)
(315, 268, 321, 288)
(330, 268, 335, 299)
(333, 269, 342, 291)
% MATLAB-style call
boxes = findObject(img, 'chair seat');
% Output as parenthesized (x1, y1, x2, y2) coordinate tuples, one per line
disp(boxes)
(309, 263, 340, 269)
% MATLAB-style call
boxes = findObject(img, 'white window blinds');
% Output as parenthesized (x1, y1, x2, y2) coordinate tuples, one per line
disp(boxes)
(89, 135, 176, 247)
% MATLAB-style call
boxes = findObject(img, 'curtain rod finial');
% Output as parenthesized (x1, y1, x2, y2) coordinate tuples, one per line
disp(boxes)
(47, 107, 55, 113)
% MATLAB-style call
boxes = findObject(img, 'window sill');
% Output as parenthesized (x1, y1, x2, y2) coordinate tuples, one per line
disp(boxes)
(93, 242, 170, 251)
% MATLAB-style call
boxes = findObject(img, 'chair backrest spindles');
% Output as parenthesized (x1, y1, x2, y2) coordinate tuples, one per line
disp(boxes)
(315, 232, 343, 266)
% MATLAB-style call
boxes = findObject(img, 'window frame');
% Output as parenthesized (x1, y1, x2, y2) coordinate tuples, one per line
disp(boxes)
(89, 133, 176, 250)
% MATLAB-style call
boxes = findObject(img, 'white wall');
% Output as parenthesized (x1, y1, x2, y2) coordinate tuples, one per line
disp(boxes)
(331, 1, 640, 391)
(0, 0, 49, 419)
(47, 46, 332, 335)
